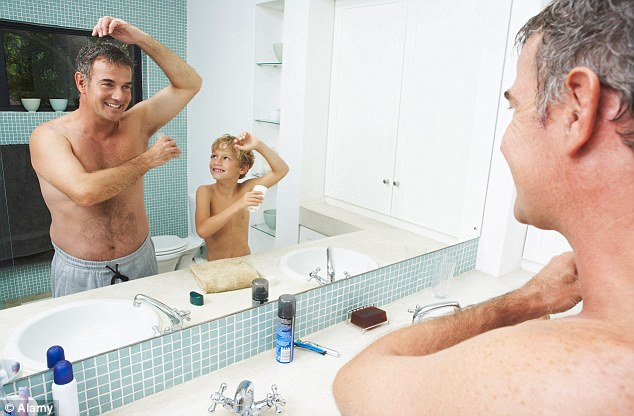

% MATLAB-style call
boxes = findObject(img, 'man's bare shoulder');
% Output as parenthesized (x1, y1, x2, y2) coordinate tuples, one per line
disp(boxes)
(431, 316, 634, 414)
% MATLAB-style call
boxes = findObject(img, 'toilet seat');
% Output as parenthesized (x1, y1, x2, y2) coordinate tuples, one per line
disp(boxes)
(152, 235, 187, 257)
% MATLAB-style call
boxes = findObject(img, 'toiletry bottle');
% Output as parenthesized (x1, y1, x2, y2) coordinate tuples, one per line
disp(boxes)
(276, 294, 296, 364)
(248, 185, 267, 212)
(51, 360, 80, 416)
(17, 386, 28, 416)
(252, 277, 269, 307)
(46, 345, 65, 369)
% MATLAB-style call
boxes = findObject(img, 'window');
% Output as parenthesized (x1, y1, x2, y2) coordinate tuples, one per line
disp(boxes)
(0, 20, 142, 111)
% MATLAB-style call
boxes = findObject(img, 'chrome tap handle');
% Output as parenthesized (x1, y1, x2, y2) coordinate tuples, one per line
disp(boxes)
(307, 267, 321, 282)
(208, 383, 228, 413)
(176, 309, 191, 321)
(409, 301, 461, 323)
(270, 384, 286, 414)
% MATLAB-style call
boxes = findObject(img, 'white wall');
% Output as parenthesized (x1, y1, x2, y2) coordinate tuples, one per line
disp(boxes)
(476, 0, 547, 276)
(276, 0, 335, 247)
(187, 0, 255, 196)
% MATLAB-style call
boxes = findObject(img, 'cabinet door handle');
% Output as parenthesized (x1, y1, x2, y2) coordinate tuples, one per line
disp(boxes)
(382, 179, 390, 185)
(393, 181, 400, 187)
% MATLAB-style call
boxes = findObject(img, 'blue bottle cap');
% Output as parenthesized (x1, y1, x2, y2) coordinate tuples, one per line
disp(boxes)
(53, 360, 74, 385)
(46, 345, 65, 369)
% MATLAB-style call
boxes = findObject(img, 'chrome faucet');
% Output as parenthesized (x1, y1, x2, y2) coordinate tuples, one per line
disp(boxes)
(326, 246, 335, 283)
(132, 294, 191, 334)
(307, 267, 329, 285)
(209, 381, 285, 415)
(408, 301, 461, 324)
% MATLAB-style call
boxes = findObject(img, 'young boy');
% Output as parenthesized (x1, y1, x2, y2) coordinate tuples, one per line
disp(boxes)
(195, 131, 289, 261)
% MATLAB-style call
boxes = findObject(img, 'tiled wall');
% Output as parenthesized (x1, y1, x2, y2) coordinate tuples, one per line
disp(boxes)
(2, 238, 479, 415)
(0, 0, 189, 306)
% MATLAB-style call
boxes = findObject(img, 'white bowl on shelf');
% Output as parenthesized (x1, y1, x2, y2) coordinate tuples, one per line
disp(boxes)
(263, 209, 277, 230)
(49, 98, 68, 112)
(272, 43, 283, 62)
(21, 98, 41, 112)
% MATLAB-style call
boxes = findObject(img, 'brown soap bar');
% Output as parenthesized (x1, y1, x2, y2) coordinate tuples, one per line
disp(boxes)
(350, 306, 387, 329)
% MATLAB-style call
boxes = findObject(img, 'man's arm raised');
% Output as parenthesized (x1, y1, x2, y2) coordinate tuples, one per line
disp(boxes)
(92, 16, 202, 137)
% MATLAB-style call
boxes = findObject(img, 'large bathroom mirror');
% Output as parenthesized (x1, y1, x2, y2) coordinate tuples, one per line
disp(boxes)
(0, 0, 511, 383)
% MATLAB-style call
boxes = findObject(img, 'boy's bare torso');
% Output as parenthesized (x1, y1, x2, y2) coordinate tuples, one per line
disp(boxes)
(203, 183, 251, 260)
(36, 113, 149, 261)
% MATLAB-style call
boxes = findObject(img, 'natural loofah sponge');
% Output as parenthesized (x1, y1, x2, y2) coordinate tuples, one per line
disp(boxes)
(190, 258, 259, 294)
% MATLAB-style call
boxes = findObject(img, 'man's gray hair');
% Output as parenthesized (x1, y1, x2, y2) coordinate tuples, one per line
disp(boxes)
(517, 0, 633, 131)
(76, 41, 135, 82)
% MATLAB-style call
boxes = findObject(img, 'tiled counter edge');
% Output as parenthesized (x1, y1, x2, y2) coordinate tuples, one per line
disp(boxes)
(3, 238, 478, 415)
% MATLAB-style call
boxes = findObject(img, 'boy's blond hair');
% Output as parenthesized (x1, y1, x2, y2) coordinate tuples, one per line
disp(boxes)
(212, 134, 255, 179)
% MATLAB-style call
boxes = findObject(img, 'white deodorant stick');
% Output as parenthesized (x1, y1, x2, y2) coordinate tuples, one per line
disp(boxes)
(248, 185, 268, 212)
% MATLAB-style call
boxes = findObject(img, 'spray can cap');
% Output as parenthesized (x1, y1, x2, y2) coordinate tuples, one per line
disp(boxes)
(252, 278, 269, 303)
(53, 360, 74, 385)
(46, 345, 65, 369)
(278, 294, 296, 319)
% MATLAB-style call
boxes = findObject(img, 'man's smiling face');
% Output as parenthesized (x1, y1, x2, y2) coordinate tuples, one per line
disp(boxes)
(83, 58, 132, 121)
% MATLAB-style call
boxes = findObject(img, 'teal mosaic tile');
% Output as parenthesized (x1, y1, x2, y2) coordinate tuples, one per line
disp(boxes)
(0, 0, 189, 305)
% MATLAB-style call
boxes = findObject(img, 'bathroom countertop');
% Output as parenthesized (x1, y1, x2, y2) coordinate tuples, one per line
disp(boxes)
(103, 268, 540, 415)
(0, 201, 447, 375)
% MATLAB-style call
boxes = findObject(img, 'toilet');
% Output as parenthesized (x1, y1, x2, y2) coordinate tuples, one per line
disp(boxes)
(152, 193, 204, 274)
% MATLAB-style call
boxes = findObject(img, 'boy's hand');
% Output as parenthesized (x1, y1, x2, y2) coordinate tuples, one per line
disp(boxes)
(234, 131, 261, 151)
(243, 189, 265, 210)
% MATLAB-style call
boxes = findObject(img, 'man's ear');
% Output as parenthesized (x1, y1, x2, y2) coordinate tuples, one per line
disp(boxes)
(563, 67, 600, 156)
(75, 72, 87, 94)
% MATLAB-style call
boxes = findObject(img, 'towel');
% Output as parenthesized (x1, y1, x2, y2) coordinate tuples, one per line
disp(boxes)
(190, 258, 259, 294)
(0, 144, 53, 262)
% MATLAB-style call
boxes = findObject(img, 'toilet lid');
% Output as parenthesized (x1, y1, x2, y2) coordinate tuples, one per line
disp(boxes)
(152, 235, 187, 255)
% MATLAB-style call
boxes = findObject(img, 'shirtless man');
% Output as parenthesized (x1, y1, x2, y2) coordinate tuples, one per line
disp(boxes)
(30, 16, 202, 297)
(195, 132, 288, 261)
(333, 0, 634, 414)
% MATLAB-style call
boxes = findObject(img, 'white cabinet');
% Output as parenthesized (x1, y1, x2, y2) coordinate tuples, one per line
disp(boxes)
(325, 0, 408, 214)
(326, 0, 511, 241)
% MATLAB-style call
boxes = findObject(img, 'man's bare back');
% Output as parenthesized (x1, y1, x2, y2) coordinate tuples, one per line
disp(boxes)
(199, 183, 251, 261)
(33, 112, 149, 261)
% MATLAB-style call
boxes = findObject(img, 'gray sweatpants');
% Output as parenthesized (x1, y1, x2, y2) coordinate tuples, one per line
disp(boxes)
(51, 235, 158, 297)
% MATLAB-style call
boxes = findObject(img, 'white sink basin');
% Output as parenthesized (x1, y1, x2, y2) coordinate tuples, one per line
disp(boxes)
(4, 299, 161, 372)
(279, 246, 378, 283)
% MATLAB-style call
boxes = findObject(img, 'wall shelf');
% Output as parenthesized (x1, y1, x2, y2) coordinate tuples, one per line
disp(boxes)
(251, 223, 276, 237)
(254, 119, 280, 125)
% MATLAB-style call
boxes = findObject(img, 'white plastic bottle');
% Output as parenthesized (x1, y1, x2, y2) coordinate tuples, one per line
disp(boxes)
(51, 360, 80, 416)
(248, 185, 268, 212)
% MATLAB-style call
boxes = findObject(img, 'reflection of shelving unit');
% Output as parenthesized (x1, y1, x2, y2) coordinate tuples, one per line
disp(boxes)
(256, 62, 282, 67)
(249, 0, 284, 255)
